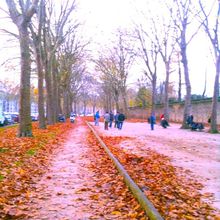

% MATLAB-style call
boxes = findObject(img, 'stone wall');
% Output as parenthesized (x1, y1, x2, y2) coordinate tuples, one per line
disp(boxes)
(128, 98, 220, 124)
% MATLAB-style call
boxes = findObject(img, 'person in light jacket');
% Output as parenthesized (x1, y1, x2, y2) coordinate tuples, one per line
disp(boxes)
(103, 111, 110, 130)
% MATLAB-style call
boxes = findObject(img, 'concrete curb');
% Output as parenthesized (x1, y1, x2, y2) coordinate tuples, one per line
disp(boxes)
(86, 122, 163, 220)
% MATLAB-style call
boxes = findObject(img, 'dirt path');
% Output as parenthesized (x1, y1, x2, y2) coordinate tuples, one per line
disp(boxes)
(94, 121, 220, 211)
(23, 120, 146, 220)
(25, 123, 96, 219)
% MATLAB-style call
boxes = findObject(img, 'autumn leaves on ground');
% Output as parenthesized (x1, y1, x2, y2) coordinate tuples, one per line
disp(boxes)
(0, 122, 71, 219)
(0, 117, 219, 219)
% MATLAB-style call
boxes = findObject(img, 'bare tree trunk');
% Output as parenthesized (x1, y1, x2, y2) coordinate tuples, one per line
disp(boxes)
(114, 93, 120, 112)
(151, 74, 157, 114)
(181, 41, 191, 129)
(164, 63, 170, 121)
(35, 46, 46, 129)
(210, 56, 220, 133)
(44, 57, 54, 125)
(18, 25, 33, 137)
(6, 0, 39, 137)
(178, 60, 182, 102)
(63, 90, 68, 116)
(121, 87, 128, 115)
(202, 70, 207, 98)
(74, 99, 77, 113)
(52, 58, 59, 122)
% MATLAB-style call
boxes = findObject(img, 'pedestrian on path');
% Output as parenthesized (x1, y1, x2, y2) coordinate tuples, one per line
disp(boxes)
(104, 111, 110, 130)
(114, 112, 119, 128)
(150, 113, 156, 130)
(109, 111, 114, 128)
(118, 112, 125, 130)
(94, 111, 100, 126)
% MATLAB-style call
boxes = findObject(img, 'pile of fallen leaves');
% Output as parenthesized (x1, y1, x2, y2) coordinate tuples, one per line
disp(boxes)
(86, 131, 147, 219)
(0, 122, 74, 218)
(100, 136, 219, 219)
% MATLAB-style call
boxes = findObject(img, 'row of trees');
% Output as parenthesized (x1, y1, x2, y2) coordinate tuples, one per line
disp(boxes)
(94, 0, 219, 133)
(2, 0, 219, 136)
(4, 0, 89, 136)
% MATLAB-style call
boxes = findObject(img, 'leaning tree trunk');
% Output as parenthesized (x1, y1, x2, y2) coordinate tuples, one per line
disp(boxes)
(18, 25, 32, 137)
(210, 56, 220, 133)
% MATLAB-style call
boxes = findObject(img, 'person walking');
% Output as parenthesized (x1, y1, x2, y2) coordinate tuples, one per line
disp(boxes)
(109, 111, 114, 128)
(118, 112, 125, 130)
(94, 111, 100, 126)
(103, 111, 110, 130)
(150, 113, 156, 130)
(114, 112, 119, 128)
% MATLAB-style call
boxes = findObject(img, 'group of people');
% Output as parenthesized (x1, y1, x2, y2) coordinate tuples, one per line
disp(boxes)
(148, 113, 169, 130)
(186, 114, 204, 131)
(94, 110, 126, 130)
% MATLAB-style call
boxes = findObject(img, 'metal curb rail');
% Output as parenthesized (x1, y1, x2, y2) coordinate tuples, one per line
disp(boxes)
(86, 122, 164, 220)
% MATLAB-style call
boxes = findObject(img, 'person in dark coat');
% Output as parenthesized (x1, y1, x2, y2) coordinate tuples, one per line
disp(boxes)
(109, 111, 114, 128)
(114, 112, 119, 128)
(150, 113, 156, 130)
(117, 112, 125, 130)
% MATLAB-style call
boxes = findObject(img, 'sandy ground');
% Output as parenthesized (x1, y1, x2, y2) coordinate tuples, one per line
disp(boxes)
(93, 121, 220, 210)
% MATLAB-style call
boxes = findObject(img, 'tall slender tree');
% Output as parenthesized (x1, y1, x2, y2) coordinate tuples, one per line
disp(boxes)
(29, 0, 46, 129)
(198, 0, 220, 133)
(136, 27, 159, 115)
(5, 0, 39, 137)
(170, 0, 202, 128)
(42, 0, 77, 124)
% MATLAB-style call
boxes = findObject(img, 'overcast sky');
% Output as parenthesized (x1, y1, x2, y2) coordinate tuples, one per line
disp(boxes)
(0, 0, 217, 97)
(76, 0, 216, 97)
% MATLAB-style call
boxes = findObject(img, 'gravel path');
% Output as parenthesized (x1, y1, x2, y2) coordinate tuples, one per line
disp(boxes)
(94, 121, 220, 210)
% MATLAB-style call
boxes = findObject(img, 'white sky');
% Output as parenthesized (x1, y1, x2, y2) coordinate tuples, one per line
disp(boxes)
(0, 0, 217, 97)
(75, 0, 216, 97)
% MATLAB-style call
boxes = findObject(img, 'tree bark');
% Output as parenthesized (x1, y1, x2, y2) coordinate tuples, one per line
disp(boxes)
(178, 60, 182, 102)
(121, 87, 128, 115)
(164, 62, 170, 121)
(151, 74, 157, 115)
(180, 29, 191, 129)
(35, 45, 46, 129)
(6, 0, 39, 137)
(210, 56, 220, 133)
(52, 57, 59, 121)
(44, 56, 55, 125)
(18, 24, 33, 136)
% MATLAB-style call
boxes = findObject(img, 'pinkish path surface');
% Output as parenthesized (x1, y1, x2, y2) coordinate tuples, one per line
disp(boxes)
(23, 121, 145, 220)
(25, 124, 96, 219)
(94, 121, 220, 211)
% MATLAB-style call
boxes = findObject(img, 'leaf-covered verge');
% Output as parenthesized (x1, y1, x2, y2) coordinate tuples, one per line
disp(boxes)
(86, 131, 147, 219)
(100, 136, 220, 220)
(0, 122, 74, 219)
